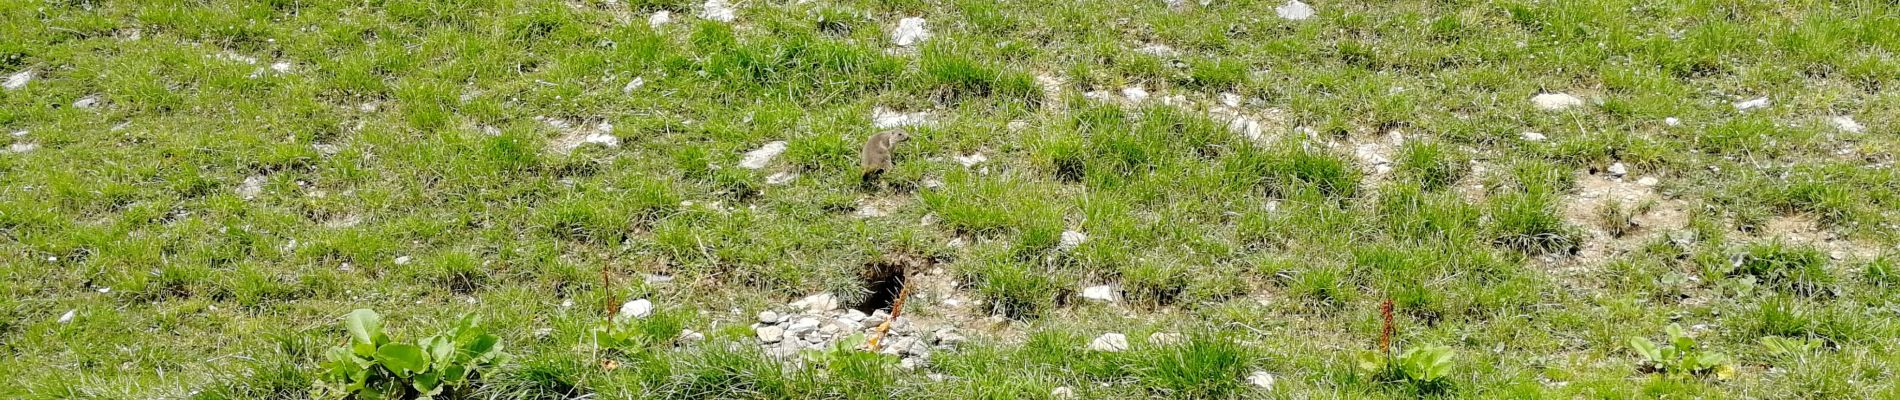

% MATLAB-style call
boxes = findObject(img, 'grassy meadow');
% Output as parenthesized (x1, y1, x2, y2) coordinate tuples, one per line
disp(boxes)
(2, 0, 1899, 398)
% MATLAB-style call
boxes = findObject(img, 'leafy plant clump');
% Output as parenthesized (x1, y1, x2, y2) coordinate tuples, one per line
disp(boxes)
(315, 309, 511, 400)
(1357, 344, 1455, 392)
(1628, 324, 1732, 379)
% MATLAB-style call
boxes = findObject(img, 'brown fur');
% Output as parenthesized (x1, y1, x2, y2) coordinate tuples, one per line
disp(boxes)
(859, 129, 909, 183)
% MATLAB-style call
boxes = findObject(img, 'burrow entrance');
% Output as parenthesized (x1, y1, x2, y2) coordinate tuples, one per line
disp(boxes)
(852, 253, 925, 314)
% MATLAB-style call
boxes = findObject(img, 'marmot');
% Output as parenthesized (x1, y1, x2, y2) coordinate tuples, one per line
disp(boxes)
(859, 129, 909, 184)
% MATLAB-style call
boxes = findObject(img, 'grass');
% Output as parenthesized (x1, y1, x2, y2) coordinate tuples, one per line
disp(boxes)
(3, 0, 1900, 398)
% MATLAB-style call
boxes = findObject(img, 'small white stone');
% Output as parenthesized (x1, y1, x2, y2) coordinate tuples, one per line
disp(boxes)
(1218, 92, 1243, 107)
(1831, 116, 1864, 134)
(581, 132, 620, 147)
(1081, 285, 1119, 302)
(622, 76, 645, 93)
(1664, 117, 1681, 126)
(8, 130, 23, 137)
(792, 293, 840, 313)
(840, 309, 868, 323)
(954, 153, 988, 167)
(738, 140, 787, 169)
(872, 107, 933, 129)
(757, 325, 785, 343)
(1088, 333, 1130, 352)
(1607, 162, 1628, 177)
(1520, 131, 1547, 141)
(1637, 176, 1659, 186)
(648, 11, 673, 28)
(700, 0, 735, 22)
(893, 17, 931, 47)
(1057, 230, 1088, 251)
(787, 317, 821, 334)
(1148, 332, 1185, 346)
(1530, 93, 1584, 111)
(1052, 386, 1076, 399)
(3, 69, 34, 90)
(73, 95, 101, 109)
(237, 175, 266, 199)
(393, 256, 412, 265)
(1275, 0, 1315, 20)
(96, 287, 111, 293)
(1121, 86, 1150, 102)
(758, 310, 780, 324)
(679, 329, 705, 342)
(560, 299, 573, 308)
(619, 299, 653, 318)
(57, 309, 76, 324)
(1248, 370, 1276, 390)
(1006, 120, 1029, 131)
(6, 142, 38, 153)
(1734, 97, 1770, 111)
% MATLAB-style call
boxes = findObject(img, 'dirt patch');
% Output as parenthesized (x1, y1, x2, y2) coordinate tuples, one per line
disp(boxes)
(1758, 214, 1888, 262)
(1554, 173, 1691, 275)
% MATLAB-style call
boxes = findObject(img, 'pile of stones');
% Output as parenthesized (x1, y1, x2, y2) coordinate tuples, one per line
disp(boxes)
(752, 293, 967, 368)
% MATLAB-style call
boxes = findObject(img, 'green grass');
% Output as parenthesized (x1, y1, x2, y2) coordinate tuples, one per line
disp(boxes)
(4, 0, 1900, 398)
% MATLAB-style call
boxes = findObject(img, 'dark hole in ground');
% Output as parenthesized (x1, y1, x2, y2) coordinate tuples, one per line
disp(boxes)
(852, 255, 915, 314)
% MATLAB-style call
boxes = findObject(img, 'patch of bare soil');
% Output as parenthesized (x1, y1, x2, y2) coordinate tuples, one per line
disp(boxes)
(1553, 172, 1691, 275)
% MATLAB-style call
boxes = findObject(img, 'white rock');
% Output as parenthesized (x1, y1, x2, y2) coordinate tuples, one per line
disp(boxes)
(1006, 120, 1030, 131)
(622, 76, 645, 94)
(1148, 332, 1185, 346)
(561, 299, 574, 308)
(270, 62, 293, 73)
(8, 130, 23, 137)
(679, 329, 705, 343)
(1059, 230, 1088, 250)
(934, 329, 967, 346)
(766, 172, 798, 185)
(1088, 333, 1130, 352)
(1248, 370, 1276, 390)
(1530, 93, 1584, 111)
(1219, 92, 1243, 107)
(581, 132, 620, 147)
(393, 256, 412, 265)
(1831, 116, 1864, 133)
(840, 309, 868, 323)
(757, 325, 785, 343)
(893, 17, 931, 47)
(1226, 115, 1264, 141)
(1637, 176, 1659, 186)
(1607, 162, 1628, 177)
(6, 142, 38, 153)
(57, 309, 75, 324)
(793, 293, 840, 313)
(700, 0, 735, 22)
(1121, 86, 1150, 102)
(73, 95, 101, 109)
(738, 140, 787, 169)
(619, 299, 653, 318)
(1052, 386, 1076, 399)
(648, 11, 673, 28)
(1081, 285, 1119, 302)
(872, 107, 933, 129)
(758, 310, 780, 324)
(3, 69, 35, 90)
(1734, 97, 1770, 111)
(1520, 131, 1547, 141)
(644, 274, 674, 284)
(1664, 117, 1681, 126)
(954, 153, 988, 167)
(1275, 0, 1315, 20)
(238, 175, 266, 199)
